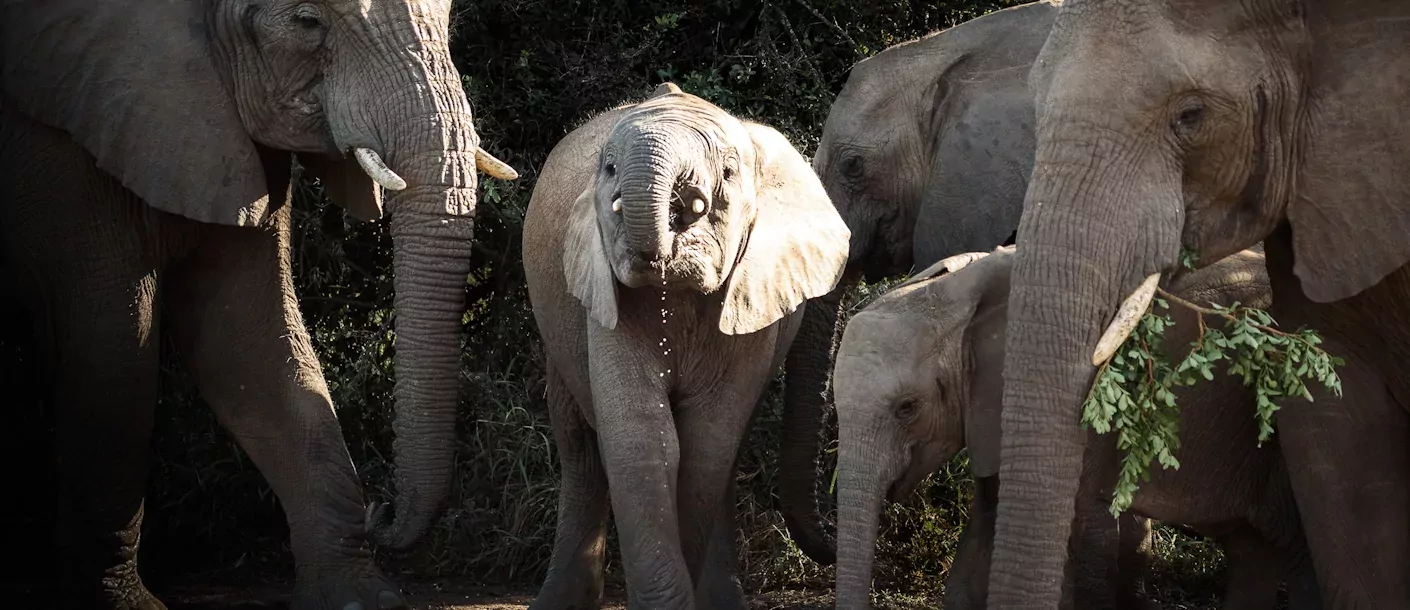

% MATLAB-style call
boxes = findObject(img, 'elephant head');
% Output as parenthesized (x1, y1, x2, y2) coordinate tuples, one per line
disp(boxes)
(1, 0, 518, 550)
(778, 0, 1057, 565)
(831, 248, 1010, 608)
(989, 0, 1410, 604)
(564, 84, 849, 335)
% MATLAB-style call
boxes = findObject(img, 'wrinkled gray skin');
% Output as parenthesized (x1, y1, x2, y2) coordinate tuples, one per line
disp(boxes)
(832, 247, 1323, 610)
(522, 84, 849, 610)
(0, 1, 514, 608)
(992, 0, 1410, 607)
(778, 0, 1058, 563)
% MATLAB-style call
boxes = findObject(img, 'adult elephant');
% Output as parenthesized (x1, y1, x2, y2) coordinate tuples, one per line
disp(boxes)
(0, 1, 516, 608)
(989, 0, 1410, 607)
(779, 0, 1059, 563)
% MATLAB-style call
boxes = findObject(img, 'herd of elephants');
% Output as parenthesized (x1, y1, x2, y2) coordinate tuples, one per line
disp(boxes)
(0, 0, 1407, 608)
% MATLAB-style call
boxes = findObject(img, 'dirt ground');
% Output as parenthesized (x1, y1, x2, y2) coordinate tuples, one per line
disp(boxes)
(161, 584, 840, 610)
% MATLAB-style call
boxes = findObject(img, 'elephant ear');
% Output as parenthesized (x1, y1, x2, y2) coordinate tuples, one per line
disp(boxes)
(1287, 6, 1410, 302)
(719, 124, 851, 335)
(960, 265, 1011, 479)
(563, 185, 618, 330)
(299, 153, 385, 222)
(1, 1, 272, 226)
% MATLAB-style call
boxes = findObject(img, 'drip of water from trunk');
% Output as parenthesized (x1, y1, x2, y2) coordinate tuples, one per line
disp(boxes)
(659, 268, 671, 408)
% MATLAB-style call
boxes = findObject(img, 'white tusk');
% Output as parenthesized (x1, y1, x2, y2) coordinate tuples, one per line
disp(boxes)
(475, 147, 519, 180)
(691, 198, 706, 214)
(940, 251, 989, 273)
(1092, 273, 1162, 366)
(354, 148, 407, 191)
(611, 198, 622, 214)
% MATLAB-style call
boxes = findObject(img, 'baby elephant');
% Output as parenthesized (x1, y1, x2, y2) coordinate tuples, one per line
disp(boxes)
(831, 246, 1321, 609)
(523, 83, 850, 610)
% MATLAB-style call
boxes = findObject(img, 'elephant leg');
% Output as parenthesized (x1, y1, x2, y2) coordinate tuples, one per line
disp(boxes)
(1285, 546, 1325, 610)
(0, 118, 166, 609)
(1216, 527, 1282, 610)
(1115, 514, 1160, 610)
(162, 215, 402, 610)
(531, 368, 609, 610)
(1066, 493, 1123, 610)
(944, 475, 999, 610)
(694, 474, 745, 610)
(672, 380, 765, 610)
(1278, 357, 1410, 609)
(589, 340, 692, 610)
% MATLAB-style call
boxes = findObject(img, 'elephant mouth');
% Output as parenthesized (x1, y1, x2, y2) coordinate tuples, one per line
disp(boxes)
(887, 467, 929, 503)
(617, 226, 724, 291)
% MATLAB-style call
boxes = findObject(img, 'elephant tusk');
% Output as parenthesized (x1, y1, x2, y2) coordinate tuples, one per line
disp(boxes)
(691, 198, 706, 214)
(476, 147, 519, 180)
(1092, 273, 1162, 366)
(354, 148, 407, 191)
(940, 251, 989, 273)
(611, 197, 622, 214)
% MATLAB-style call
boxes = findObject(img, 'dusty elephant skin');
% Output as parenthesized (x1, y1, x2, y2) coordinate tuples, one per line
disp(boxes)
(776, 0, 1058, 564)
(0, 1, 516, 609)
(991, 0, 1410, 607)
(831, 247, 1324, 610)
(521, 84, 849, 610)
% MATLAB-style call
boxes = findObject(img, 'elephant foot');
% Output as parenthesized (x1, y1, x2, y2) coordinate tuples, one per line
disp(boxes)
(528, 574, 604, 610)
(60, 577, 167, 610)
(292, 560, 405, 610)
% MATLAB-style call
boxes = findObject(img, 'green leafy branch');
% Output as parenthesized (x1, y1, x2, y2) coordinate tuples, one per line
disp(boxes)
(1081, 267, 1344, 516)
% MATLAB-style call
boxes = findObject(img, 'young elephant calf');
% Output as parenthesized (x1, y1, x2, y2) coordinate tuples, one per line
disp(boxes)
(830, 246, 1321, 609)
(522, 83, 850, 610)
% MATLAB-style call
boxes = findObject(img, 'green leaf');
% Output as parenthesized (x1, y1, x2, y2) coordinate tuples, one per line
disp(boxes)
(1083, 289, 1343, 514)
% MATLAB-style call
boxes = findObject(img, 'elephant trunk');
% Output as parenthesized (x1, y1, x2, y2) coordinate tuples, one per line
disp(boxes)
(833, 420, 896, 609)
(618, 128, 682, 262)
(778, 279, 851, 565)
(349, 13, 488, 551)
(987, 117, 1181, 604)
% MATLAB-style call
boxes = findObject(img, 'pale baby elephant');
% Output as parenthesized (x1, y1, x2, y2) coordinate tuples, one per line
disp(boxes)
(522, 83, 850, 610)
(831, 246, 1322, 609)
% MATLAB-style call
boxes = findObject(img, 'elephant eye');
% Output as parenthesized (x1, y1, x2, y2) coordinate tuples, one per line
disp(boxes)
(722, 166, 734, 181)
(1172, 102, 1205, 138)
(604, 162, 617, 177)
(291, 4, 324, 29)
(841, 154, 865, 179)
(895, 400, 919, 421)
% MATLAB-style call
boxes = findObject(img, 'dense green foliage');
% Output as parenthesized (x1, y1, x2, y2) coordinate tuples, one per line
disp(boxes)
(1082, 268, 1343, 516)
(0, 0, 1232, 604)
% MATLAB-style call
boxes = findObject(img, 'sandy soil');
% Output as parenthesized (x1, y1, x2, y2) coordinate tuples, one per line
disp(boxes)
(162, 584, 839, 610)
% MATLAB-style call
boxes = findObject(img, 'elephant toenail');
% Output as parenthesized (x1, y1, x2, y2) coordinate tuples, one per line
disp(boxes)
(378, 590, 404, 608)
(342, 602, 365, 610)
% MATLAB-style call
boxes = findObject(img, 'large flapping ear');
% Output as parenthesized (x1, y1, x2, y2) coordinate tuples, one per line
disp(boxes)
(1288, 5, 1410, 302)
(299, 153, 384, 222)
(1, 2, 272, 226)
(719, 124, 851, 335)
(563, 186, 619, 330)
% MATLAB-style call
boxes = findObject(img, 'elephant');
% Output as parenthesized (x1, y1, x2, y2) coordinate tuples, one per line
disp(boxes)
(0, 1, 518, 608)
(830, 246, 1322, 609)
(521, 83, 850, 610)
(777, 0, 1059, 563)
(986, 0, 1410, 607)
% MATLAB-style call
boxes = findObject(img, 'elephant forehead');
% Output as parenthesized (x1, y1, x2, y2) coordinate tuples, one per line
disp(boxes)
(616, 97, 748, 148)
(838, 312, 933, 371)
